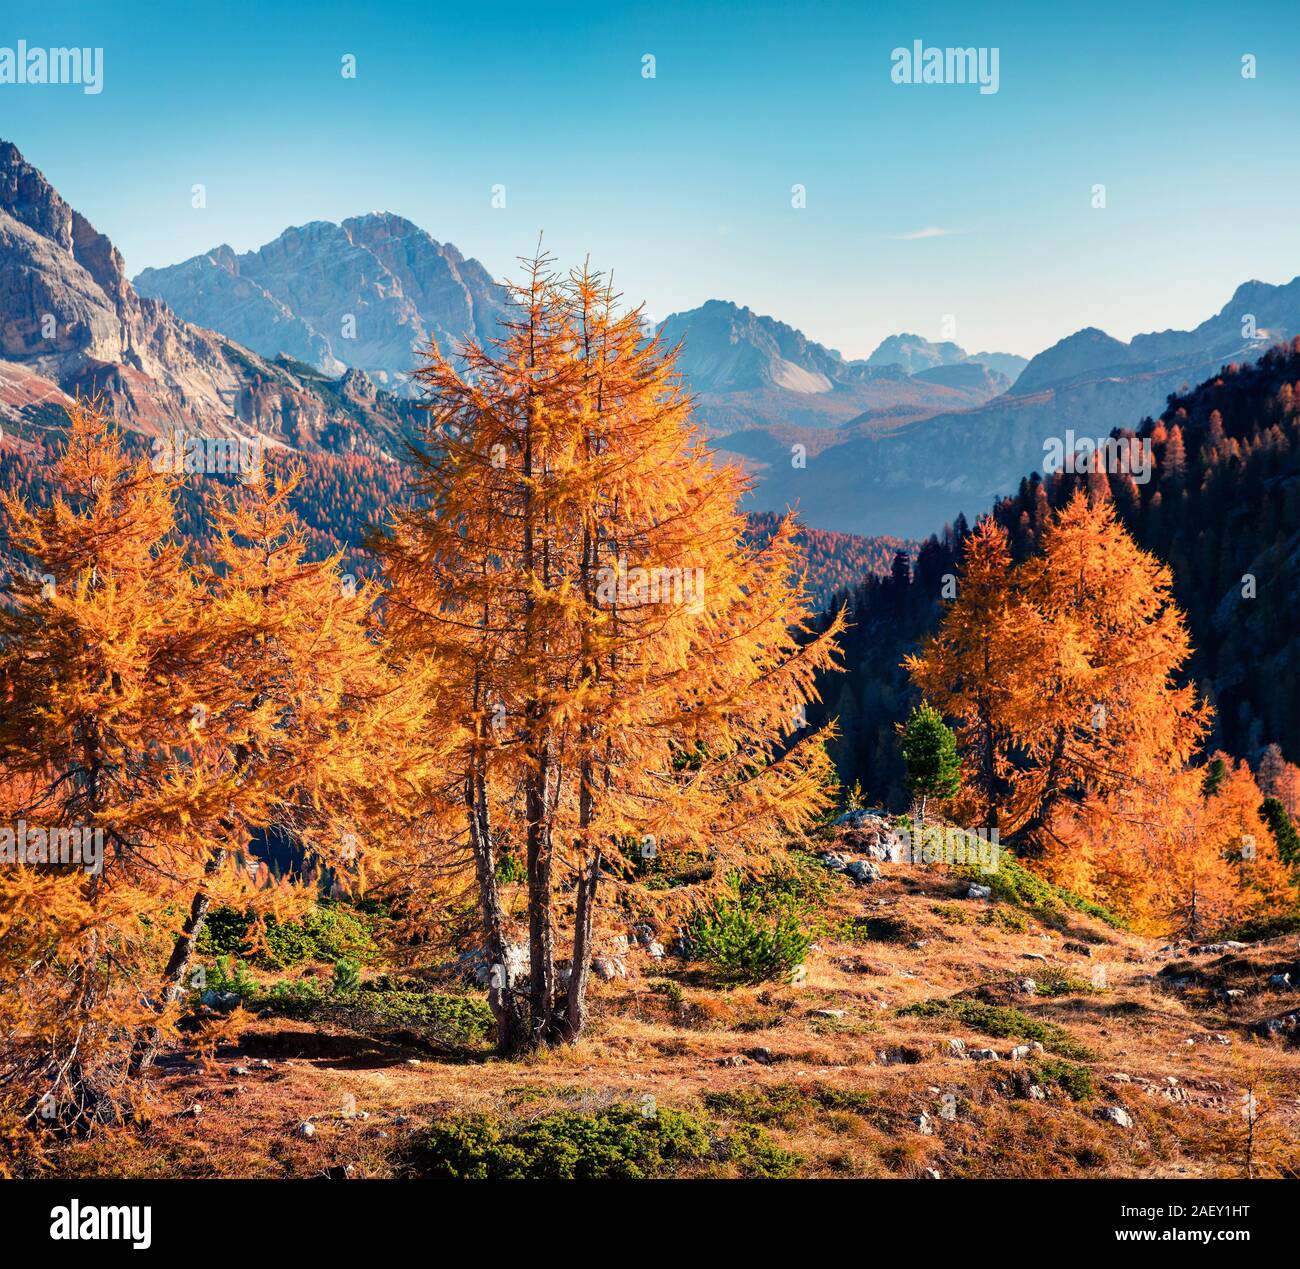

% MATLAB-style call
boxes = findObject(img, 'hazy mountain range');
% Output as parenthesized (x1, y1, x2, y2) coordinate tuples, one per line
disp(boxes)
(654, 300, 1017, 435)
(725, 277, 1300, 537)
(3, 137, 1298, 542)
(865, 332, 1028, 382)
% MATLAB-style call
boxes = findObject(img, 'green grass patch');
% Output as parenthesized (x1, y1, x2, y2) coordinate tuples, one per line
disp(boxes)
(1032, 968, 1098, 997)
(1031, 1058, 1096, 1101)
(981, 906, 1029, 933)
(931, 903, 970, 926)
(955, 854, 1125, 930)
(898, 997, 1097, 1061)
(703, 1083, 876, 1130)
(404, 1104, 799, 1179)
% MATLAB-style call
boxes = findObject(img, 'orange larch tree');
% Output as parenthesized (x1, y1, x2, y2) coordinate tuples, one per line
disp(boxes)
(904, 516, 1062, 832)
(1009, 489, 1210, 852)
(0, 401, 238, 1126)
(131, 458, 447, 1072)
(374, 254, 843, 1052)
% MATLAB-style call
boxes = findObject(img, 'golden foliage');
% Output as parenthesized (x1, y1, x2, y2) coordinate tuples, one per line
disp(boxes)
(907, 489, 1297, 937)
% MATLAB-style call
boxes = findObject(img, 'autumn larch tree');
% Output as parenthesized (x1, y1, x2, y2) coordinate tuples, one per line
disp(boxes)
(1007, 490, 1210, 853)
(0, 401, 240, 1125)
(374, 253, 844, 1053)
(905, 515, 1063, 833)
(131, 458, 444, 1073)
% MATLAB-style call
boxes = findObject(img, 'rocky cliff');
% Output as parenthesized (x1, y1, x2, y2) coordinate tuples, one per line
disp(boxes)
(0, 140, 420, 455)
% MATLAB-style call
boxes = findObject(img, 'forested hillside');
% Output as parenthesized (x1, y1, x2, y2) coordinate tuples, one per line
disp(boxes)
(810, 339, 1300, 806)
(0, 440, 897, 606)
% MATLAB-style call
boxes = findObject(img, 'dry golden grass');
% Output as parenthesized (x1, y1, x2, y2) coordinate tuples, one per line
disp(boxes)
(26, 854, 1300, 1179)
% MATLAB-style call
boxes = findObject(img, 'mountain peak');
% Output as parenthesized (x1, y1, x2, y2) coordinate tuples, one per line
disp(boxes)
(0, 138, 425, 457)
(1009, 327, 1131, 395)
(341, 210, 428, 241)
(867, 332, 1027, 384)
(867, 332, 967, 374)
(133, 213, 509, 392)
(0, 138, 131, 311)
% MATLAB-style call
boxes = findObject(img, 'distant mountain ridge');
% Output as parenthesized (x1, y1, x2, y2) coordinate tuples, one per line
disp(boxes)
(6, 135, 1300, 549)
(1011, 279, 1300, 396)
(134, 214, 509, 396)
(866, 332, 1027, 383)
(727, 277, 1300, 538)
(655, 300, 1012, 434)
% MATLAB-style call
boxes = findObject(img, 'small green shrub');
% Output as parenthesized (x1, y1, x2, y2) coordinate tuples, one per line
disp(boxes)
(649, 979, 685, 1010)
(406, 1103, 799, 1179)
(898, 997, 1097, 1061)
(1032, 1058, 1095, 1101)
(495, 851, 525, 885)
(260, 903, 379, 969)
(406, 1105, 712, 1179)
(197, 907, 253, 957)
(332, 958, 362, 996)
(203, 956, 256, 1001)
(259, 977, 326, 1013)
(354, 989, 493, 1045)
(722, 1123, 802, 1177)
(688, 894, 810, 986)
(256, 979, 493, 1047)
(197, 901, 380, 968)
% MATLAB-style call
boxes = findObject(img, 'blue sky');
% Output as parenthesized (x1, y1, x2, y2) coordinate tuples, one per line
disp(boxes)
(4, 0, 1299, 359)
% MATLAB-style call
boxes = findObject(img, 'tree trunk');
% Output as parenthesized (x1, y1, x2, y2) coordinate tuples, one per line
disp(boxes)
(129, 847, 227, 1076)
(467, 760, 527, 1055)
(980, 703, 998, 832)
(563, 840, 601, 1043)
(1012, 724, 1067, 852)
(524, 734, 557, 1048)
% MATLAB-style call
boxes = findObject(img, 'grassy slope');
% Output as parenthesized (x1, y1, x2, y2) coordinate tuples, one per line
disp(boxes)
(37, 831, 1300, 1180)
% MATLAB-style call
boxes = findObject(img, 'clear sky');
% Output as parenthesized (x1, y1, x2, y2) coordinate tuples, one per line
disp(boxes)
(4, 0, 1298, 360)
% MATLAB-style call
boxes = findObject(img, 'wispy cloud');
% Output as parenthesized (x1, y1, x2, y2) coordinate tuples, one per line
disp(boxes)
(889, 226, 972, 241)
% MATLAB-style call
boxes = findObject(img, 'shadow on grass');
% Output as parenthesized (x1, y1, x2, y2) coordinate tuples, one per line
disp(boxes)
(230, 1027, 493, 1069)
